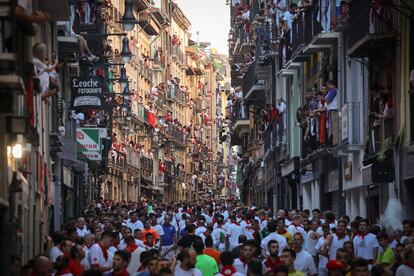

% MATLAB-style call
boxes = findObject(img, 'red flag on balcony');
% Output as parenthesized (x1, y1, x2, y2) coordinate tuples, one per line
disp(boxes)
(148, 112, 156, 128)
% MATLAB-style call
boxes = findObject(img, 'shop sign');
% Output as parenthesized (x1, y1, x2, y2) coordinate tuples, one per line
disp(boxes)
(76, 128, 106, 161)
(71, 77, 104, 109)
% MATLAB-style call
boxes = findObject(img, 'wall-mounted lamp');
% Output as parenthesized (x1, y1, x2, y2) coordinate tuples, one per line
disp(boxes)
(119, 67, 128, 90)
(120, 37, 132, 63)
(118, 0, 139, 31)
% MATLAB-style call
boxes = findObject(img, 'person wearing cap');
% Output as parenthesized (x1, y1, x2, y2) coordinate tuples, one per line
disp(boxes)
(326, 259, 347, 276)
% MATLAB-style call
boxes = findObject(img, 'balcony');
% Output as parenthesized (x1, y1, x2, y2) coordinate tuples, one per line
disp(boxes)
(171, 45, 178, 60)
(138, 12, 161, 36)
(165, 124, 188, 147)
(141, 66, 153, 82)
(166, 83, 187, 104)
(242, 61, 266, 103)
(109, 150, 127, 171)
(230, 99, 249, 133)
(365, 118, 394, 160)
(194, 98, 203, 112)
(264, 119, 286, 152)
(347, 0, 396, 57)
(140, 156, 153, 182)
(301, 109, 340, 160)
(125, 146, 140, 169)
(339, 102, 364, 153)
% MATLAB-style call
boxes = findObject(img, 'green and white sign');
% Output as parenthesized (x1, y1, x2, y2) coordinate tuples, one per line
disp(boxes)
(76, 128, 107, 161)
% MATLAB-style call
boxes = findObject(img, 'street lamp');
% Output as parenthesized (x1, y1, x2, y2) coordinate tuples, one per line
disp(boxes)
(120, 37, 132, 63)
(119, 0, 139, 31)
(122, 82, 132, 101)
(119, 67, 128, 90)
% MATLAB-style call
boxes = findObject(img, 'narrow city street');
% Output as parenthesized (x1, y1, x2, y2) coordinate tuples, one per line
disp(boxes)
(1, 0, 414, 275)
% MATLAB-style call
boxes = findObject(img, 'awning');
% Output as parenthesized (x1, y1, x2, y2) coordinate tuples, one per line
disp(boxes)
(348, 33, 396, 58)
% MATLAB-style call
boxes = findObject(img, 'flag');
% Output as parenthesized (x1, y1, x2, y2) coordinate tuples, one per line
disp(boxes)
(148, 112, 156, 128)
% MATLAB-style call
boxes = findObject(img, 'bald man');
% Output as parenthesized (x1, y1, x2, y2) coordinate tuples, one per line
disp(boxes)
(31, 255, 53, 276)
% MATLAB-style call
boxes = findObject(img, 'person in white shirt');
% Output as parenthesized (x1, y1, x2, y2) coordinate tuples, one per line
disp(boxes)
(353, 219, 379, 266)
(287, 215, 307, 238)
(194, 216, 207, 236)
(396, 244, 414, 276)
(234, 240, 267, 275)
(118, 227, 144, 250)
(126, 212, 143, 233)
(315, 224, 331, 276)
(49, 231, 65, 262)
(150, 214, 164, 246)
(88, 230, 114, 272)
(174, 248, 202, 276)
(324, 220, 350, 260)
(76, 217, 89, 238)
(227, 215, 243, 250)
(261, 221, 288, 257)
(292, 232, 317, 276)
(305, 220, 322, 260)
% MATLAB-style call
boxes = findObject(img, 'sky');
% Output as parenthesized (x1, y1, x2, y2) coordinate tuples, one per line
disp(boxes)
(174, 0, 230, 55)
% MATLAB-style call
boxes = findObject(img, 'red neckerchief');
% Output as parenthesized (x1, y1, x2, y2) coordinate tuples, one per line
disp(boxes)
(239, 256, 248, 267)
(357, 232, 368, 241)
(126, 243, 138, 253)
(261, 217, 267, 223)
(221, 265, 237, 275)
(404, 261, 414, 270)
(264, 256, 282, 271)
(232, 221, 240, 226)
(277, 229, 287, 235)
(98, 242, 108, 261)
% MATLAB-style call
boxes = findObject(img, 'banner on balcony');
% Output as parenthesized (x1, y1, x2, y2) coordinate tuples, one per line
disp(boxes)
(76, 128, 107, 161)
(71, 77, 104, 109)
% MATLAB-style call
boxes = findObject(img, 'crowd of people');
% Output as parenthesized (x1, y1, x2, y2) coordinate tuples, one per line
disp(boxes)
(12, 199, 414, 276)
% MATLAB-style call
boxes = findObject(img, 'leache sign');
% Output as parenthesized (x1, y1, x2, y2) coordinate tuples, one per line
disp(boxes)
(71, 77, 104, 109)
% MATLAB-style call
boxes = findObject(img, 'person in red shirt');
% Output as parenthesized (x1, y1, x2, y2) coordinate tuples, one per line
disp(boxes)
(203, 236, 221, 265)
(263, 240, 282, 273)
(68, 245, 85, 276)
(141, 220, 160, 246)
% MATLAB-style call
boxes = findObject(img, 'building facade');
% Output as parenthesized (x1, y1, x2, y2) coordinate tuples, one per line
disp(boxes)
(228, 0, 414, 219)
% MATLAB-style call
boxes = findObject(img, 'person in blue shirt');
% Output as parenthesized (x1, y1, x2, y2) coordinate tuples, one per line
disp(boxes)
(160, 216, 177, 260)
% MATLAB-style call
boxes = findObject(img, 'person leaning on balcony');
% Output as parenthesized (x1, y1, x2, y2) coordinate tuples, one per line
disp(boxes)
(32, 43, 59, 101)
